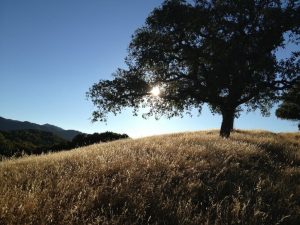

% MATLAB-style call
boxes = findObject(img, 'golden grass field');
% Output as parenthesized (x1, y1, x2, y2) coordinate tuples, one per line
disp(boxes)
(0, 130, 299, 225)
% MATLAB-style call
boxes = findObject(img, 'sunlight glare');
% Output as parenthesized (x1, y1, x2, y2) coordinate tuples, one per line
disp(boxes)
(150, 86, 160, 97)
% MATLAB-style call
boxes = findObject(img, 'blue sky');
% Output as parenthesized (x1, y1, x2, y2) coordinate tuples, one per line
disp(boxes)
(0, 0, 299, 138)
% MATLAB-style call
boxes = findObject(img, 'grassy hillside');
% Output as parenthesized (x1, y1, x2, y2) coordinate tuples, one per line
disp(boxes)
(0, 130, 299, 225)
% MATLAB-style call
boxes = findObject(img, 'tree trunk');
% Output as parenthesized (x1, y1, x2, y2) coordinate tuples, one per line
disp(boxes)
(220, 109, 235, 138)
(229, 113, 234, 131)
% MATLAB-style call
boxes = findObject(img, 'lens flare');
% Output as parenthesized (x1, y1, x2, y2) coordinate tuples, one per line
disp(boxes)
(150, 86, 160, 96)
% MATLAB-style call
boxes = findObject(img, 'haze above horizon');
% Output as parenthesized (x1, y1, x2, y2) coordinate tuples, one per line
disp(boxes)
(1, 0, 299, 138)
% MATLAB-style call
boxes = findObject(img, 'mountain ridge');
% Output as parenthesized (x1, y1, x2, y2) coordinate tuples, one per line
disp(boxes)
(0, 116, 81, 141)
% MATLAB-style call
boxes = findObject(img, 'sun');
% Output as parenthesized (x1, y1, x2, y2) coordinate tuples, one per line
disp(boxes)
(150, 86, 160, 97)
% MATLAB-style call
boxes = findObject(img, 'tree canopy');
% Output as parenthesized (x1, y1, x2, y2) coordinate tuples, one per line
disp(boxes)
(88, 0, 300, 137)
(276, 80, 300, 130)
(71, 132, 129, 148)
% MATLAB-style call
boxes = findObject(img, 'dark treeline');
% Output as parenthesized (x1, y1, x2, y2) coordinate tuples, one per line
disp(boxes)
(0, 129, 67, 157)
(0, 130, 129, 158)
(71, 132, 129, 148)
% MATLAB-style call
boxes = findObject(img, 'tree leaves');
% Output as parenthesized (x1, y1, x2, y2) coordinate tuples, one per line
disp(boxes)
(87, 0, 299, 136)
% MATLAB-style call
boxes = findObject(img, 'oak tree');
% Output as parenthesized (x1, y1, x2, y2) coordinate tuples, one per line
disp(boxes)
(88, 0, 300, 137)
(276, 80, 300, 130)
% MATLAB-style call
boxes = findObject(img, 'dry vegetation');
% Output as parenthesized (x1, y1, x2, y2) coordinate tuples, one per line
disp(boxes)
(0, 130, 299, 225)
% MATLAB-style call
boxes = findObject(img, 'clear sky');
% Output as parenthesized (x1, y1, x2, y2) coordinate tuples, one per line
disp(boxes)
(0, 0, 299, 138)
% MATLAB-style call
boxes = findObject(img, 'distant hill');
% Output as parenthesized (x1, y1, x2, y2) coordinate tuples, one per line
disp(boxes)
(0, 129, 68, 156)
(0, 116, 81, 141)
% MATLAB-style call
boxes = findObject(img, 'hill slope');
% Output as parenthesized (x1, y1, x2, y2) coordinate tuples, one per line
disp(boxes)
(0, 129, 68, 157)
(0, 130, 299, 225)
(0, 116, 81, 141)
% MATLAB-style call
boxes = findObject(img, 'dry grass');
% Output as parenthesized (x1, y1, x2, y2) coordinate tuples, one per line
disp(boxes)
(0, 130, 299, 225)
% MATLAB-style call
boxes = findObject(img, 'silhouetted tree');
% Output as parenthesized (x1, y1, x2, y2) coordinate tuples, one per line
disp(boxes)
(276, 80, 300, 130)
(88, 0, 300, 138)
(71, 133, 87, 147)
(71, 132, 129, 148)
